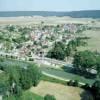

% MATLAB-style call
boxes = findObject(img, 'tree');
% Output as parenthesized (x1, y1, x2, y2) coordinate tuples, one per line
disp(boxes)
(73, 50, 96, 75)
(65, 46, 72, 57)
(96, 56, 100, 78)
(20, 68, 33, 90)
(44, 94, 56, 100)
(0, 73, 9, 95)
(7, 25, 15, 32)
(20, 63, 41, 89)
(47, 42, 66, 60)
(4, 65, 20, 84)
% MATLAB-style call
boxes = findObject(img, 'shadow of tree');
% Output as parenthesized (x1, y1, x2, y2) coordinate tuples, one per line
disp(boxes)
(80, 91, 94, 100)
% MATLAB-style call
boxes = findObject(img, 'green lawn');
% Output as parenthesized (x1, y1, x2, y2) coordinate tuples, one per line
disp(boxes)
(41, 74, 67, 85)
(41, 67, 95, 85)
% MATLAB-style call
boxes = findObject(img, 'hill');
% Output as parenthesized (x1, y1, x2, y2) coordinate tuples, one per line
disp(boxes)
(0, 10, 100, 18)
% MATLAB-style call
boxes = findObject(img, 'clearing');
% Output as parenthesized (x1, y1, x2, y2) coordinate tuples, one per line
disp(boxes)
(30, 81, 84, 100)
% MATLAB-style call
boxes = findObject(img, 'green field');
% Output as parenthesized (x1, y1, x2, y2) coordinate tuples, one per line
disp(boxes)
(41, 67, 95, 85)
(77, 30, 100, 52)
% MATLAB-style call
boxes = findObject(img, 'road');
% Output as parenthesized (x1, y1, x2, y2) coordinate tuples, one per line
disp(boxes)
(0, 51, 72, 67)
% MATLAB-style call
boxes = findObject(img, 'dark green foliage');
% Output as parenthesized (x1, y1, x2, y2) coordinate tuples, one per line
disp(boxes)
(14, 85, 22, 97)
(0, 58, 41, 97)
(65, 46, 72, 57)
(0, 57, 4, 62)
(67, 80, 73, 86)
(20, 68, 33, 90)
(0, 73, 9, 95)
(47, 36, 88, 60)
(67, 80, 78, 87)
(29, 58, 34, 61)
(44, 94, 56, 100)
(6, 25, 15, 32)
(73, 80, 79, 86)
(20, 64, 41, 89)
(81, 83, 90, 90)
(73, 50, 100, 79)
(96, 56, 100, 78)
(80, 91, 94, 100)
(73, 50, 97, 75)
(4, 65, 20, 84)
(47, 42, 66, 60)
(91, 80, 100, 100)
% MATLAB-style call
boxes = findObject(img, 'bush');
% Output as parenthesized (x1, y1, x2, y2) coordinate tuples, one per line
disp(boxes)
(44, 94, 56, 100)
(0, 57, 4, 62)
(67, 80, 78, 87)
(29, 58, 34, 61)
(73, 80, 79, 87)
(81, 83, 90, 90)
(20, 63, 41, 89)
(67, 80, 73, 86)
(14, 85, 22, 97)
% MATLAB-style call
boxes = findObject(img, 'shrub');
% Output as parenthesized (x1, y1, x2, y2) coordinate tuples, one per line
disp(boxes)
(67, 80, 73, 86)
(44, 94, 56, 100)
(67, 80, 79, 87)
(29, 58, 34, 61)
(81, 83, 90, 90)
(73, 80, 79, 87)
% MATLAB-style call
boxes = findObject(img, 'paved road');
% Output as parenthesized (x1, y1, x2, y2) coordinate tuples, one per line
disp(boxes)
(0, 51, 72, 66)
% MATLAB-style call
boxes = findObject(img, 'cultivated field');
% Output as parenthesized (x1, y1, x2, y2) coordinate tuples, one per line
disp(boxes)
(30, 81, 84, 100)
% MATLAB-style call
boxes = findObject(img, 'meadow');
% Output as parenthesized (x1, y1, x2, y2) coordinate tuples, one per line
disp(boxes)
(77, 30, 100, 52)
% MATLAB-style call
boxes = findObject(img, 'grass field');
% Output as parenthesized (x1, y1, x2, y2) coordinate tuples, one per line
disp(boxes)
(41, 67, 95, 85)
(77, 30, 100, 52)
(30, 81, 84, 100)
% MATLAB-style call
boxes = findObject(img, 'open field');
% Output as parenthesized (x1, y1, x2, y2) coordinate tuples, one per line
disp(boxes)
(77, 30, 100, 52)
(0, 16, 97, 25)
(30, 81, 84, 100)
(41, 67, 95, 85)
